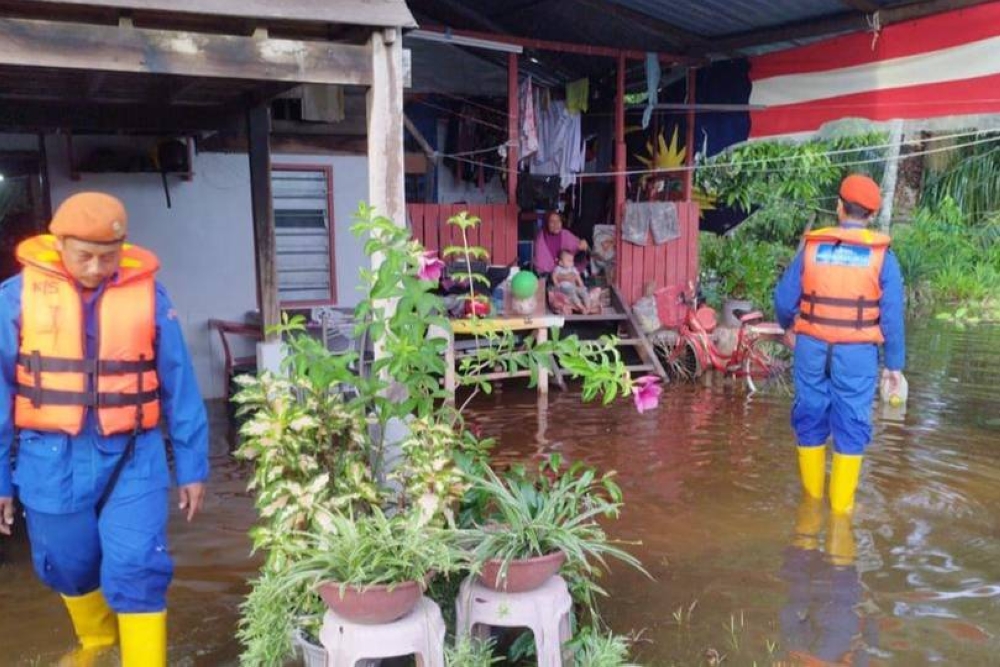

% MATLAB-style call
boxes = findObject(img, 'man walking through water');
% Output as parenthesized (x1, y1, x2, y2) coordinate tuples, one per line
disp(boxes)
(0, 192, 209, 666)
(774, 174, 905, 514)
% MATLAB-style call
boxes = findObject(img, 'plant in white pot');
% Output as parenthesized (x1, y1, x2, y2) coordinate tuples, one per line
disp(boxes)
(234, 204, 655, 665)
(463, 455, 648, 612)
(277, 508, 465, 624)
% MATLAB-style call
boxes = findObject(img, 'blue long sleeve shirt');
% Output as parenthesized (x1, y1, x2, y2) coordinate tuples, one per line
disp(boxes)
(774, 226, 906, 371)
(0, 275, 209, 508)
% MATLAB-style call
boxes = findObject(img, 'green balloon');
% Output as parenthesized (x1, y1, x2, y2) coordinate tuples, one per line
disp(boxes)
(510, 271, 539, 299)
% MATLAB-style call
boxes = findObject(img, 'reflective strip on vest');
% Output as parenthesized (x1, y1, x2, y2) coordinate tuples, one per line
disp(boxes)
(14, 235, 161, 436)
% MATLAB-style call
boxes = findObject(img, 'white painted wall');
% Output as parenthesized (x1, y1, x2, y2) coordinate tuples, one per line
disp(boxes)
(0, 133, 370, 399)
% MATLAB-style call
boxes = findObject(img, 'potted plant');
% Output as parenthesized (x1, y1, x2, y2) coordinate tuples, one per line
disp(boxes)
(276, 508, 465, 624)
(463, 455, 647, 607)
(234, 204, 653, 664)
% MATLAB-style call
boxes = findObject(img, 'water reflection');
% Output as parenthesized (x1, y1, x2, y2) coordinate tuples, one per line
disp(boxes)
(778, 501, 874, 666)
(2, 323, 1000, 665)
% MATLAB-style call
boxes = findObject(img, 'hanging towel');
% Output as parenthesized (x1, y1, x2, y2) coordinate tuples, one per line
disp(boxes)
(301, 84, 346, 123)
(642, 53, 660, 130)
(519, 76, 539, 162)
(566, 78, 590, 114)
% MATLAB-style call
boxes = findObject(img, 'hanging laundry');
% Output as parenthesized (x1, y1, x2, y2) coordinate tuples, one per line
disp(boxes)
(566, 78, 589, 114)
(519, 76, 539, 163)
(642, 53, 660, 130)
(531, 99, 584, 190)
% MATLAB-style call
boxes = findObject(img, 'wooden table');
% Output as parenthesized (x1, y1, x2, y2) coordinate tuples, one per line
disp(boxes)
(441, 281, 564, 401)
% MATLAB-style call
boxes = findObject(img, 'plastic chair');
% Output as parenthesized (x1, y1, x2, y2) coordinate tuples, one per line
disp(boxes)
(455, 575, 572, 667)
(318, 596, 446, 667)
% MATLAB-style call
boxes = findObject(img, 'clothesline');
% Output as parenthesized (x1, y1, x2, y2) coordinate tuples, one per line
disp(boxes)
(408, 99, 509, 133)
(432, 131, 1000, 179)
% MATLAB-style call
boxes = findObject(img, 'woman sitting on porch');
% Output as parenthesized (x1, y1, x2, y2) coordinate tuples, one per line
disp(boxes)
(533, 210, 589, 276)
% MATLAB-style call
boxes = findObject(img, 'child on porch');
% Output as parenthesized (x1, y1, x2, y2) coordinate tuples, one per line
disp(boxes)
(552, 249, 598, 313)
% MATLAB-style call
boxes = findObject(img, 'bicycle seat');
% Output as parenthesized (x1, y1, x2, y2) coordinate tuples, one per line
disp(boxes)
(736, 309, 764, 324)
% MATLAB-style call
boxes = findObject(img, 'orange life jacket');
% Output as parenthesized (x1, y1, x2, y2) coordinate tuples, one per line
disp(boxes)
(795, 226, 890, 344)
(15, 235, 161, 436)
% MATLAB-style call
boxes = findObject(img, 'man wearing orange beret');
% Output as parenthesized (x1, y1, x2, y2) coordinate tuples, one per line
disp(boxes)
(774, 174, 906, 516)
(0, 192, 209, 666)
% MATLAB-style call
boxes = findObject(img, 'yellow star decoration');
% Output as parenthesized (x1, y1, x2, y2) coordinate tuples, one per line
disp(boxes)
(632, 126, 718, 217)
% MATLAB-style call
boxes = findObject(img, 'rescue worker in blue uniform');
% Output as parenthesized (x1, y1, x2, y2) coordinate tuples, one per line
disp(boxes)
(774, 174, 905, 514)
(0, 192, 209, 666)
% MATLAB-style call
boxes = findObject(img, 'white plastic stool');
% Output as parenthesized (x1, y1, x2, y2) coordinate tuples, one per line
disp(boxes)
(455, 575, 573, 667)
(318, 596, 446, 667)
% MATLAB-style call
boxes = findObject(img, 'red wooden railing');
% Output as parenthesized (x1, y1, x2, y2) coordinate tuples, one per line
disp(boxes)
(616, 201, 700, 305)
(407, 203, 519, 266)
(409, 201, 698, 307)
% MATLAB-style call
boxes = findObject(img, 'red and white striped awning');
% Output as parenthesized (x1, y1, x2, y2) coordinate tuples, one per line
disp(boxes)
(749, 2, 1000, 139)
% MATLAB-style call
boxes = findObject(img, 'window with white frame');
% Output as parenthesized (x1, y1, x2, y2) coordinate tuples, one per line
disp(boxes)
(272, 167, 335, 304)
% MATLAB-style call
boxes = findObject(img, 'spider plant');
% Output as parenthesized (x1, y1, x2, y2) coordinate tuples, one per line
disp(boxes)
(277, 508, 467, 596)
(567, 627, 640, 667)
(464, 455, 648, 614)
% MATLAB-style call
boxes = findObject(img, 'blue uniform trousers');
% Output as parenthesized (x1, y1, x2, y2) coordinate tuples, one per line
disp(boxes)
(792, 334, 879, 455)
(16, 428, 174, 613)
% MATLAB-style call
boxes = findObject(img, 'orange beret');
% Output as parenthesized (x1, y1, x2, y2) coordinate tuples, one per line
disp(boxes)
(839, 174, 881, 212)
(49, 192, 128, 243)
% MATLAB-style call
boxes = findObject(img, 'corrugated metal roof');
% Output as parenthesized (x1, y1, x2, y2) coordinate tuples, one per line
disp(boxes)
(405, 0, 966, 90)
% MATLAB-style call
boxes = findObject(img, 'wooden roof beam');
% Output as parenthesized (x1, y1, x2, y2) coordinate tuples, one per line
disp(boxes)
(0, 100, 243, 132)
(705, 0, 999, 54)
(14, 0, 416, 29)
(0, 17, 373, 86)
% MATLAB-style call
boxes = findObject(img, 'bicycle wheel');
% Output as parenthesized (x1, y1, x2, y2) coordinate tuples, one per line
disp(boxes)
(655, 333, 702, 381)
(743, 334, 793, 392)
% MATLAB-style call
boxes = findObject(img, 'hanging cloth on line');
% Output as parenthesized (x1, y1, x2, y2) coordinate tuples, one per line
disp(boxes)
(566, 78, 589, 114)
(642, 53, 660, 130)
(531, 99, 584, 190)
(519, 76, 540, 163)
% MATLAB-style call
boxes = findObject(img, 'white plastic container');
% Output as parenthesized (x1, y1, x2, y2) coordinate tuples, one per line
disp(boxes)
(880, 372, 909, 407)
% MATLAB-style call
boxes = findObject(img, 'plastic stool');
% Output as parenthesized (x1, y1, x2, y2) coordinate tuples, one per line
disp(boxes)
(455, 575, 573, 667)
(319, 596, 446, 667)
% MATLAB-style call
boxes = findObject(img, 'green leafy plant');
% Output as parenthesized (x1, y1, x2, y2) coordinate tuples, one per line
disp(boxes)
(445, 636, 501, 667)
(465, 455, 649, 616)
(922, 133, 1000, 222)
(235, 203, 647, 665)
(893, 196, 1000, 321)
(567, 627, 639, 667)
(276, 508, 466, 594)
(699, 233, 793, 315)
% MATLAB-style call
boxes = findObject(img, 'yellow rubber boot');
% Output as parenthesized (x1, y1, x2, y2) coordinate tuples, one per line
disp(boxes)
(830, 453, 863, 514)
(119, 611, 167, 667)
(62, 590, 118, 649)
(827, 512, 857, 567)
(797, 445, 826, 500)
(792, 496, 824, 550)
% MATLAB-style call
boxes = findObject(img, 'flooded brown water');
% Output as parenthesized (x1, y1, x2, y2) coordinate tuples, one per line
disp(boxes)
(3, 323, 1000, 666)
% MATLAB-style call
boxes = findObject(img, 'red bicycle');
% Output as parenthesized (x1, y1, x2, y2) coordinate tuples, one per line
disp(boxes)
(653, 286, 792, 392)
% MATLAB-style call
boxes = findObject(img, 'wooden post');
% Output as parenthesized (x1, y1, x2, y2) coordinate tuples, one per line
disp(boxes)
(247, 103, 280, 340)
(507, 52, 519, 205)
(614, 53, 626, 227)
(878, 119, 904, 231)
(367, 28, 405, 240)
(367, 28, 405, 365)
(683, 67, 697, 201)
